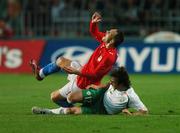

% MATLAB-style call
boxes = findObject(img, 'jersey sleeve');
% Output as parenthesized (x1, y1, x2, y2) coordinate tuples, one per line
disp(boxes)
(89, 21, 105, 43)
(127, 88, 148, 111)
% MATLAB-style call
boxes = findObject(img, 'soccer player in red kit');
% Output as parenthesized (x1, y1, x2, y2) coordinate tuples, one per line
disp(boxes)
(30, 12, 124, 107)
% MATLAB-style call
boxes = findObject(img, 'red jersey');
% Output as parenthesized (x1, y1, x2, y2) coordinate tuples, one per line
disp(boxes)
(76, 21, 118, 89)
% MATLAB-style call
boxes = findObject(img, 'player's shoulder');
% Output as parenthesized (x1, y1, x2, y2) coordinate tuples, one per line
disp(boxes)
(126, 87, 137, 97)
(127, 87, 134, 92)
(107, 85, 113, 91)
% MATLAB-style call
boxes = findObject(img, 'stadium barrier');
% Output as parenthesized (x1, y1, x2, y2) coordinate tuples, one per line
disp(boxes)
(0, 39, 179, 73)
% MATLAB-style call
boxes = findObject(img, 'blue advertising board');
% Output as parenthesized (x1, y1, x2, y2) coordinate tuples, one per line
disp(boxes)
(40, 40, 180, 73)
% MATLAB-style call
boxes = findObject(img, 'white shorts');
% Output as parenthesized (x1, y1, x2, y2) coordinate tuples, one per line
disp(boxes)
(59, 60, 82, 98)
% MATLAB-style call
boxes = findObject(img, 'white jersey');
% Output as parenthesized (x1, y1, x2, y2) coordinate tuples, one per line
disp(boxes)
(126, 87, 148, 111)
(103, 85, 129, 114)
(103, 85, 147, 114)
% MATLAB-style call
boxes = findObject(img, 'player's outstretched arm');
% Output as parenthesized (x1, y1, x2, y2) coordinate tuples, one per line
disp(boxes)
(122, 109, 148, 116)
(122, 109, 132, 115)
(131, 109, 148, 116)
(90, 12, 105, 43)
(86, 83, 110, 90)
(91, 12, 102, 23)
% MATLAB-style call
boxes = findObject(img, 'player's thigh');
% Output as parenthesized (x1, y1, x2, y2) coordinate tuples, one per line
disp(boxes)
(58, 82, 73, 98)
(58, 69, 82, 98)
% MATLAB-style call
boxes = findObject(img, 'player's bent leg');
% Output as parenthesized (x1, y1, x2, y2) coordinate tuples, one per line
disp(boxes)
(51, 90, 73, 107)
(40, 62, 61, 78)
(67, 90, 83, 103)
(47, 107, 82, 115)
(56, 57, 72, 68)
(51, 90, 65, 102)
(32, 106, 71, 115)
(37, 57, 72, 80)
(29, 59, 61, 81)
(29, 59, 43, 81)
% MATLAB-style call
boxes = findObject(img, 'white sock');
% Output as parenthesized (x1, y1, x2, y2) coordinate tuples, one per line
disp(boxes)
(50, 107, 68, 115)
(39, 69, 45, 78)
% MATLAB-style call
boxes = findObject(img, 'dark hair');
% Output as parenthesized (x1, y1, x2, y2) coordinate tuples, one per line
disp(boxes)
(114, 30, 124, 47)
(110, 66, 131, 89)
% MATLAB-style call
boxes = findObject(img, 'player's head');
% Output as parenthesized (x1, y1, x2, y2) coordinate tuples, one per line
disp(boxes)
(102, 29, 124, 48)
(110, 66, 131, 90)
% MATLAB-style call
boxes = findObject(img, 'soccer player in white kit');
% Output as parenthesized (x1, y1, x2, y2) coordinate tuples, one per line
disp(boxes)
(32, 67, 148, 115)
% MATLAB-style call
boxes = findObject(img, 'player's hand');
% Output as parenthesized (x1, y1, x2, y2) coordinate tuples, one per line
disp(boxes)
(122, 109, 132, 116)
(86, 84, 100, 89)
(86, 83, 110, 90)
(63, 66, 80, 75)
(91, 12, 102, 23)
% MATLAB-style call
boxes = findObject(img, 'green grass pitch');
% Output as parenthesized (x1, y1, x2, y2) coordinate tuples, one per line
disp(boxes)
(0, 74, 180, 133)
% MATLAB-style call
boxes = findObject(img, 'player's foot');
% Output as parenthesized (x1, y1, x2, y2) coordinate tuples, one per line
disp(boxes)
(29, 59, 43, 81)
(32, 106, 52, 114)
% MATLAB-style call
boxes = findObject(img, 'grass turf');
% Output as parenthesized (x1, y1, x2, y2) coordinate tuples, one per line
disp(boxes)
(0, 74, 180, 133)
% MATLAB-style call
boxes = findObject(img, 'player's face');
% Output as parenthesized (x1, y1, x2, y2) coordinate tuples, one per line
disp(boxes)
(102, 29, 118, 45)
(110, 76, 124, 90)
(110, 77, 119, 89)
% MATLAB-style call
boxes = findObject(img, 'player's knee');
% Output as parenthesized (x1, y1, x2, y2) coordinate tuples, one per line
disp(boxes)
(50, 91, 58, 102)
(56, 57, 64, 67)
(67, 93, 75, 103)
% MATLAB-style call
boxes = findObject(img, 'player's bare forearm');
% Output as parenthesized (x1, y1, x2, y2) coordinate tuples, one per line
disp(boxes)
(91, 12, 102, 24)
(86, 83, 110, 90)
(90, 12, 102, 34)
(122, 109, 148, 116)
(100, 83, 110, 89)
(122, 109, 132, 115)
